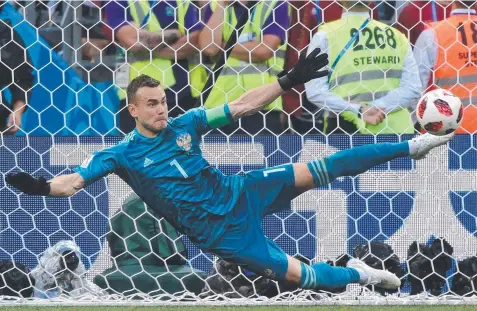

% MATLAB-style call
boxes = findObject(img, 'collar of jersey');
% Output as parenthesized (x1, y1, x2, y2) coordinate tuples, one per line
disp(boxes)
(133, 127, 166, 141)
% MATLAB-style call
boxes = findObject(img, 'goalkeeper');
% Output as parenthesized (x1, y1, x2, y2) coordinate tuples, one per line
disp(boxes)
(6, 48, 453, 291)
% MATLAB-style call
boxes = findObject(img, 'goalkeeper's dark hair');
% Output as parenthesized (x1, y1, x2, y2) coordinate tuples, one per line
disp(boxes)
(127, 74, 161, 104)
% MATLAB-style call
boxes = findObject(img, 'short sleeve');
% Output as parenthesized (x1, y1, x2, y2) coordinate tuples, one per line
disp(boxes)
(73, 145, 123, 185)
(190, 108, 212, 135)
(262, 2, 289, 43)
(203, 4, 213, 23)
(184, 2, 203, 32)
(175, 108, 211, 135)
(104, 0, 133, 31)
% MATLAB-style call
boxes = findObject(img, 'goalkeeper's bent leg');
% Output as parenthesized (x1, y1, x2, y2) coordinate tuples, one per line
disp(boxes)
(308, 142, 409, 187)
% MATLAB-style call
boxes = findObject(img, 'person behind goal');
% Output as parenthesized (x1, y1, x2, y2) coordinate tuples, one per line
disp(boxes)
(6, 48, 454, 291)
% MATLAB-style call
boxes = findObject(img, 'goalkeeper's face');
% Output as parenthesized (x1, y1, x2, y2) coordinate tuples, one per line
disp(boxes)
(129, 86, 168, 133)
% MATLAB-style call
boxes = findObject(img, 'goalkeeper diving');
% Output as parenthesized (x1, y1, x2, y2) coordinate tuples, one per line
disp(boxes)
(6, 48, 454, 291)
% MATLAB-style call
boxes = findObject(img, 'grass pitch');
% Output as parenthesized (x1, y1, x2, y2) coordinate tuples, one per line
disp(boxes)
(1, 306, 477, 311)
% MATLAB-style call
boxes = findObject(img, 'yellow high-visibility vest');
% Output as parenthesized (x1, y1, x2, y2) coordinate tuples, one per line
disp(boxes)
(117, 0, 188, 100)
(205, 1, 285, 111)
(321, 15, 413, 134)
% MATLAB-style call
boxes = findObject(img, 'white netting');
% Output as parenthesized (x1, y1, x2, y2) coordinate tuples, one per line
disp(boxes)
(0, 0, 477, 305)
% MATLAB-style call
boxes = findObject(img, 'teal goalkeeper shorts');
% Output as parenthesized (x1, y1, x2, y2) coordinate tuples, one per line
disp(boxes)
(209, 164, 298, 281)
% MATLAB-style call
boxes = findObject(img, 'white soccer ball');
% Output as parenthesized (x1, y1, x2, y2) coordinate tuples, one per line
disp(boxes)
(416, 88, 463, 136)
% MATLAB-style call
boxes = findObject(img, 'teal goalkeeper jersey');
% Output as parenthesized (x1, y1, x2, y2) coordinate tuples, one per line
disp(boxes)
(74, 108, 244, 248)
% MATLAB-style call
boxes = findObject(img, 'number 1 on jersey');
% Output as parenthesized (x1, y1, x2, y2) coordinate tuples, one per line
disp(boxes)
(170, 159, 189, 178)
(263, 167, 286, 177)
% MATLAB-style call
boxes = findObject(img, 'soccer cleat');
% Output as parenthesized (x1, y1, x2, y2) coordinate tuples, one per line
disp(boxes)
(408, 132, 454, 160)
(347, 258, 401, 290)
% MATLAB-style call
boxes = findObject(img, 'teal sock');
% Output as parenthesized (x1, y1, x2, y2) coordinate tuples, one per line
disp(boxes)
(308, 142, 409, 186)
(298, 262, 361, 289)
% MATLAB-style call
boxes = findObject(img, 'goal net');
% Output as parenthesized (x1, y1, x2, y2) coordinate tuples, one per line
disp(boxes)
(0, 0, 477, 305)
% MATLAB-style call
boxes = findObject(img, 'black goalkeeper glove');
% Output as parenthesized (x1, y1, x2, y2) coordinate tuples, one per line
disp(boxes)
(278, 48, 329, 91)
(5, 172, 51, 196)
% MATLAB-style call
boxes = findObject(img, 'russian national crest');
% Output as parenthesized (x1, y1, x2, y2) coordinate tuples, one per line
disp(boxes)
(176, 133, 192, 152)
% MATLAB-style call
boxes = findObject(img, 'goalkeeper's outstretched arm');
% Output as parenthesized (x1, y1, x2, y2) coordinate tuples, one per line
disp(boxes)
(228, 48, 328, 120)
(6, 172, 85, 197)
(7, 139, 120, 197)
(228, 81, 284, 119)
(47, 173, 85, 197)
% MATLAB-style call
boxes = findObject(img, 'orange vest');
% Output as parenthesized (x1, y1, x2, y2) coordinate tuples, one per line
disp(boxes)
(430, 14, 477, 134)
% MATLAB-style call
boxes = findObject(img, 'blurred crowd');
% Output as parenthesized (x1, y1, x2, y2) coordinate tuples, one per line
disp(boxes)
(1, 0, 477, 136)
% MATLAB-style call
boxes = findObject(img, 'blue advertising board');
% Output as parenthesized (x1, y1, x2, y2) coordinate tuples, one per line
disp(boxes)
(0, 134, 476, 282)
